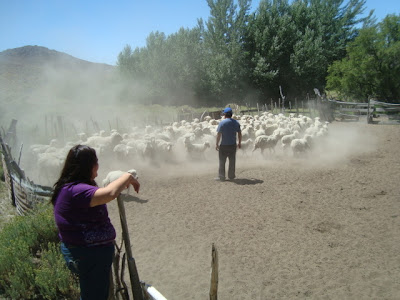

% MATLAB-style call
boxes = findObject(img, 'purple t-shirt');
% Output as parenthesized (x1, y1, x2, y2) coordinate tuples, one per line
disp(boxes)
(53, 182, 116, 246)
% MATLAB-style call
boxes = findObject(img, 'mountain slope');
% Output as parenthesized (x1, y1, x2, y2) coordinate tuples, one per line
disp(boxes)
(0, 45, 115, 104)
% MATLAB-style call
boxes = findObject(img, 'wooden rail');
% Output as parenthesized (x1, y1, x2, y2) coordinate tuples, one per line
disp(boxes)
(327, 99, 400, 123)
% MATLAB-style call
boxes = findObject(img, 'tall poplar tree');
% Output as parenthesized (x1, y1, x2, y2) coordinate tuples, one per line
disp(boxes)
(200, 0, 251, 105)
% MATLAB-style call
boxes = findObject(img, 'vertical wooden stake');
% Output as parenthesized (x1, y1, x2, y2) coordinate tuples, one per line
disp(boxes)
(117, 195, 143, 300)
(209, 243, 219, 300)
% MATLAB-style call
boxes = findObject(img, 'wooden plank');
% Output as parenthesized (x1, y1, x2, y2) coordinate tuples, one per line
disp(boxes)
(335, 112, 360, 121)
(339, 108, 361, 112)
(358, 108, 375, 114)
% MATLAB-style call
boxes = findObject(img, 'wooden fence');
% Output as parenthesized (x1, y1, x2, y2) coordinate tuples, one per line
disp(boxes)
(1, 134, 53, 216)
(369, 100, 400, 123)
(176, 98, 334, 122)
(327, 99, 400, 124)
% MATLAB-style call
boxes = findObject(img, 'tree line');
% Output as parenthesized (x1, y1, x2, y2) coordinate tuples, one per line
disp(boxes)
(117, 0, 400, 106)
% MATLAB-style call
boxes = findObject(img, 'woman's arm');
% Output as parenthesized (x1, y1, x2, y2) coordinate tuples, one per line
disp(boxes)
(90, 173, 140, 207)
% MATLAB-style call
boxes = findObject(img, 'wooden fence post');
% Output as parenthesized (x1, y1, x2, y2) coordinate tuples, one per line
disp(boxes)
(117, 195, 143, 300)
(209, 243, 218, 300)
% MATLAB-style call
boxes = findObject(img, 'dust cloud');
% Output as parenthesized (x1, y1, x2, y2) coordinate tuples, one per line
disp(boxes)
(99, 121, 378, 187)
(0, 58, 379, 187)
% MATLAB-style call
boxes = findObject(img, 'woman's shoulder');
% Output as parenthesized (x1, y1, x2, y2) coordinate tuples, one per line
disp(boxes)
(64, 182, 98, 193)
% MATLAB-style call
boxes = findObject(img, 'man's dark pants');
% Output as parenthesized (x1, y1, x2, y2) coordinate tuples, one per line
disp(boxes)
(218, 144, 237, 180)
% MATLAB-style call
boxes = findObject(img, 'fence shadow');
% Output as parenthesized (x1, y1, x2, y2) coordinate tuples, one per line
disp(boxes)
(121, 194, 148, 204)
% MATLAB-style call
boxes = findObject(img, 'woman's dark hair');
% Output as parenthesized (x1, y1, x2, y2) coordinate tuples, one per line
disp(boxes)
(51, 145, 98, 205)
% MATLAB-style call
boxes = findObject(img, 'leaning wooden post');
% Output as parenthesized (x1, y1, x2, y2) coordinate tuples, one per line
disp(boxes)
(17, 143, 23, 166)
(117, 195, 144, 300)
(209, 243, 219, 300)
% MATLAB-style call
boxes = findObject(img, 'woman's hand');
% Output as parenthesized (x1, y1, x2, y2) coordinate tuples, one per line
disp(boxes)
(129, 175, 140, 193)
(92, 173, 140, 206)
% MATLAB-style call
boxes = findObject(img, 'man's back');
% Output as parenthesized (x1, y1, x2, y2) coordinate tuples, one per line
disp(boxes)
(217, 118, 241, 145)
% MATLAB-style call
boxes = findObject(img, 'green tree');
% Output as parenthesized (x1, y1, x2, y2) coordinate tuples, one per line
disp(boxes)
(200, 0, 251, 105)
(245, 0, 368, 99)
(326, 14, 400, 102)
(117, 28, 206, 106)
(245, 0, 295, 98)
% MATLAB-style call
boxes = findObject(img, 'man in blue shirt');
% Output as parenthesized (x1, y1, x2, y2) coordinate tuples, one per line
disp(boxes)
(215, 107, 242, 181)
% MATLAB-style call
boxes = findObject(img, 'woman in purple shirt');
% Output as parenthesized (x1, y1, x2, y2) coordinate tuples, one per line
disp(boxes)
(51, 144, 140, 300)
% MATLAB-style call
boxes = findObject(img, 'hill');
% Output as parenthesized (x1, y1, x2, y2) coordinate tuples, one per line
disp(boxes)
(0, 45, 112, 67)
(0, 45, 115, 103)
(0, 46, 175, 148)
(0, 46, 125, 140)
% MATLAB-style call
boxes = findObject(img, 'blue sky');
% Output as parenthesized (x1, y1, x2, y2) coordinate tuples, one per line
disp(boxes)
(1, 0, 399, 65)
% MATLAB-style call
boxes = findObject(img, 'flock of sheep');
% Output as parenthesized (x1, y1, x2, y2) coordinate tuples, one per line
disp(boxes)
(25, 111, 329, 186)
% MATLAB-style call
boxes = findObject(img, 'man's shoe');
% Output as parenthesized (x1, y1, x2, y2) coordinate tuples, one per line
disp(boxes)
(214, 177, 225, 181)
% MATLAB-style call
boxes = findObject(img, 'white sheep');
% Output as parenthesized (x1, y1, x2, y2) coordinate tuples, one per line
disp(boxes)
(253, 135, 279, 155)
(264, 124, 278, 136)
(254, 127, 266, 138)
(127, 138, 156, 161)
(281, 130, 300, 150)
(84, 132, 123, 154)
(37, 151, 65, 186)
(184, 137, 210, 159)
(153, 139, 174, 162)
(290, 135, 313, 157)
(241, 125, 255, 141)
(102, 169, 138, 195)
(238, 138, 253, 155)
(113, 143, 134, 160)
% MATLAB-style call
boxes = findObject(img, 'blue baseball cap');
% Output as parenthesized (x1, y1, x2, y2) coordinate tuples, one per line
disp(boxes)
(223, 107, 232, 114)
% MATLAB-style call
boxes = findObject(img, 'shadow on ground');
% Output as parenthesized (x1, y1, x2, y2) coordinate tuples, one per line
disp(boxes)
(231, 178, 263, 185)
(121, 194, 148, 204)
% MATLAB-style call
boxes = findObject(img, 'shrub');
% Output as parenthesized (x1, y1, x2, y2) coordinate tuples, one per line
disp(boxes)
(0, 202, 79, 299)
(35, 242, 79, 299)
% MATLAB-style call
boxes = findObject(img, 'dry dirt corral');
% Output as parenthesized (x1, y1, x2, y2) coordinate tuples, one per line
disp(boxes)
(103, 122, 400, 300)
(1, 121, 399, 299)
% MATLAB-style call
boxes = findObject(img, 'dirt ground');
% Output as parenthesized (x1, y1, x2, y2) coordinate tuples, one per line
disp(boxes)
(103, 121, 400, 300)
(1, 121, 399, 299)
